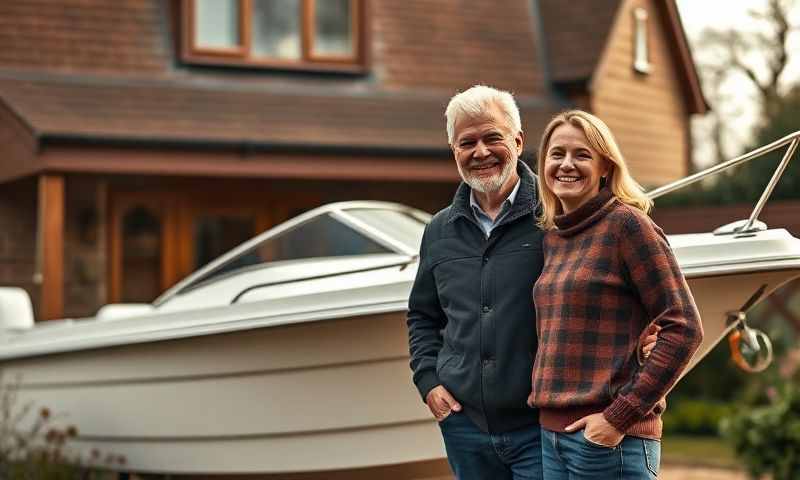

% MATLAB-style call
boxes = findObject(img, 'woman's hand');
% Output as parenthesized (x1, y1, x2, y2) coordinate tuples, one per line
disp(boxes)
(565, 413, 624, 447)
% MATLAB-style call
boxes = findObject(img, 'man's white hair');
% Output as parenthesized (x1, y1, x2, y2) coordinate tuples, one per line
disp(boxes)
(445, 85, 522, 144)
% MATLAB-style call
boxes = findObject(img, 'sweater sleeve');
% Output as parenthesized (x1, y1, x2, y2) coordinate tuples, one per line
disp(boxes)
(602, 212, 704, 433)
(407, 224, 447, 402)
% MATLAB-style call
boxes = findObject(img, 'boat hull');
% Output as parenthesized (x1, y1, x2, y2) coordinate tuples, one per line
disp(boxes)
(2, 268, 799, 476)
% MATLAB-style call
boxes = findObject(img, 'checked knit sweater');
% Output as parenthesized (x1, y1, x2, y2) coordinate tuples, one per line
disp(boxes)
(530, 188, 703, 439)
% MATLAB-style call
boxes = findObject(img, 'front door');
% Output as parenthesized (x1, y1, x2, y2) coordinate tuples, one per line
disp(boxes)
(108, 189, 317, 304)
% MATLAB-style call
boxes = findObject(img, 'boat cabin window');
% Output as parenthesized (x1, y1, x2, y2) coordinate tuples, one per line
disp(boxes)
(184, 212, 394, 288)
(341, 209, 425, 252)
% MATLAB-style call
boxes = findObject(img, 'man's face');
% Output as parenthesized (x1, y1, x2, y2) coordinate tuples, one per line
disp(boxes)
(451, 104, 523, 194)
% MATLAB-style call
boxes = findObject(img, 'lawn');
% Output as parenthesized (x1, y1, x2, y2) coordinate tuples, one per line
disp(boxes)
(662, 434, 740, 469)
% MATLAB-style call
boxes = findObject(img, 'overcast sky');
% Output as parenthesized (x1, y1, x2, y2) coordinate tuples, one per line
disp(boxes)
(675, 0, 800, 167)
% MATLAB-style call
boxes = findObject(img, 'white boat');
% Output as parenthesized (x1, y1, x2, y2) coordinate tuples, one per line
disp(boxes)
(0, 133, 798, 478)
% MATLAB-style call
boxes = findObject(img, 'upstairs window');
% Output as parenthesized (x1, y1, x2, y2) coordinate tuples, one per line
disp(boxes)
(183, 0, 364, 71)
(632, 7, 651, 74)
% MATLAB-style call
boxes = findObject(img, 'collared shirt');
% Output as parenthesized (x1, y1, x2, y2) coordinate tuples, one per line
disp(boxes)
(469, 179, 521, 237)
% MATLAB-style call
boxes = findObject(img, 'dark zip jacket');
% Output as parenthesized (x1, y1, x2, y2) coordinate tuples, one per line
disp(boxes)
(407, 162, 545, 433)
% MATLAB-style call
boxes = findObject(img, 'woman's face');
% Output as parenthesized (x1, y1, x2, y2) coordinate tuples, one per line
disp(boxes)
(543, 123, 610, 214)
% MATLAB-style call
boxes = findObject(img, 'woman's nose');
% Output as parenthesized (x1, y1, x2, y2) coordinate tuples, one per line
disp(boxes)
(559, 155, 575, 170)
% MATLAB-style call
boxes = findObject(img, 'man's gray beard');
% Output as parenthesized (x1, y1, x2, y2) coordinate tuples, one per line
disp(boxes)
(461, 159, 516, 194)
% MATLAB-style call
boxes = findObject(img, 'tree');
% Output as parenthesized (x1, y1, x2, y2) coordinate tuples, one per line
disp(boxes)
(690, 0, 797, 171)
(660, 1, 799, 206)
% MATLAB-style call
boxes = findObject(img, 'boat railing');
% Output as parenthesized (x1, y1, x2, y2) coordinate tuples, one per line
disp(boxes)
(647, 130, 800, 235)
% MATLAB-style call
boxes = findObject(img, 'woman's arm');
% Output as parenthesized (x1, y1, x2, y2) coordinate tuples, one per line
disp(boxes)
(601, 211, 704, 434)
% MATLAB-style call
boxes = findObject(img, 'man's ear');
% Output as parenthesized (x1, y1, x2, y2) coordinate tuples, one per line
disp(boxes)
(515, 130, 525, 156)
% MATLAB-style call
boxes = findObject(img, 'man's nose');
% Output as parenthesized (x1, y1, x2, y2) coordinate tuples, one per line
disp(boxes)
(473, 141, 490, 158)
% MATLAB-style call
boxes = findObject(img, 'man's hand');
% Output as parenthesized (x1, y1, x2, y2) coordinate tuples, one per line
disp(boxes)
(425, 385, 462, 421)
(565, 413, 624, 447)
(640, 323, 661, 361)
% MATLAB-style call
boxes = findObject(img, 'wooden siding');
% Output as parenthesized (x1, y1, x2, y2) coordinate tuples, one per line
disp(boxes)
(591, 0, 690, 187)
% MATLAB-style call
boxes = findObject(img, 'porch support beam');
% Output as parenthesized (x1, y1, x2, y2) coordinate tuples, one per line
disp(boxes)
(38, 174, 64, 321)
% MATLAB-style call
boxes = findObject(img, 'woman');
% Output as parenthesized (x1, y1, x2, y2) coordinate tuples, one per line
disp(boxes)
(528, 110, 703, 479)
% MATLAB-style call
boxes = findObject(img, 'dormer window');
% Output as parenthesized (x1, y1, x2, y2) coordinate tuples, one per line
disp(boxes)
(183, 0, 364, 72)
(633, 7, 651, 74)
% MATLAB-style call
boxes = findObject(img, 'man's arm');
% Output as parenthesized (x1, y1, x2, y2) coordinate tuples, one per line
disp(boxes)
(407, 224, 448, 402)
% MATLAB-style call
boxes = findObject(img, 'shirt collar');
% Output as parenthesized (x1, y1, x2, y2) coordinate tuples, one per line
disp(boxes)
(469, 177, 522, 215)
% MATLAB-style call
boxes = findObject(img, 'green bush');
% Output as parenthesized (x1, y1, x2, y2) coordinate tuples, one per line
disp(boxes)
(721, 383, 800, 480)
(662, 399, 733, 436)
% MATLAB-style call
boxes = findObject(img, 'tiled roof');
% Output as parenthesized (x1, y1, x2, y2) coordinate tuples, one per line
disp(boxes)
(0, 76, 561, 153)
(539, 0, 623, 83)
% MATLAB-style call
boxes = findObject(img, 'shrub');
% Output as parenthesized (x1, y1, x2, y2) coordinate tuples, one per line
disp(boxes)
(0, 375, 122, 479)
(662, 399, 733, 436)
(721, 383, 800, 480)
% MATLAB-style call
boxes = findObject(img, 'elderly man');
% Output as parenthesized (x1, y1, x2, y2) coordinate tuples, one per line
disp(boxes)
(407, 85, 545, 479)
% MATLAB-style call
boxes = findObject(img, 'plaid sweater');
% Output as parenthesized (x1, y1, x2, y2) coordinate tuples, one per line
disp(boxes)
(530, 188, 703, 439)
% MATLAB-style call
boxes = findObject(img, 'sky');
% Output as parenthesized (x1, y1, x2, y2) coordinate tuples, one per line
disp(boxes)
(675, 0, 800, 167)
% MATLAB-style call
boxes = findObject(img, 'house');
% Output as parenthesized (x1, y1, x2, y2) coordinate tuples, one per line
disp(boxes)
(0, 0, 707, 320)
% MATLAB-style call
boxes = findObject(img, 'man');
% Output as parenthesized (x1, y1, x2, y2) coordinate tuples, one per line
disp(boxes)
(407, 85, 545, 480)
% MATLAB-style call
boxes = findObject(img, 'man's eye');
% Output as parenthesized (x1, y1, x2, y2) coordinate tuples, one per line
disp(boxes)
(549, 152, 563, 158)
(460, 141, 475, 147)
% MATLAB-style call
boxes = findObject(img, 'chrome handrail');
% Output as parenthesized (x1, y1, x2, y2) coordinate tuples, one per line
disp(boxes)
(647, 130, 800, 234)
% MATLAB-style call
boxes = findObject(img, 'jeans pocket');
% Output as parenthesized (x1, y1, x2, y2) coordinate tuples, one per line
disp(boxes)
(437, 410, 457, 426)
(581, 431, 617, 451)
(643, 439, 661, 477)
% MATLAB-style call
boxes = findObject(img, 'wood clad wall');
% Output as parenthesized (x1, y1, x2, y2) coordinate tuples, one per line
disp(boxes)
(591, 0, 689, 187)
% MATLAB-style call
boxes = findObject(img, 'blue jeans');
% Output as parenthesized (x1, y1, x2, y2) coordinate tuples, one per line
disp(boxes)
(541, 428, 660, 479)
(438, 411, 543, 480)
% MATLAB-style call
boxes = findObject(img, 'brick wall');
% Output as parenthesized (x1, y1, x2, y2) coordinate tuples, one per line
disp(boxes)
(0, 0, 169, 76)
(0, 178, 39, 318)
(372, 0, 546, 95)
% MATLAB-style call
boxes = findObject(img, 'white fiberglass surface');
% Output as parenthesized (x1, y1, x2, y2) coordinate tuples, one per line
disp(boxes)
(669, 229, 800, 269)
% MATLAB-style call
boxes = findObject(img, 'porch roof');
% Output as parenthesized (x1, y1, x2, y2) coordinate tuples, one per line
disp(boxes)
(0, 75, 560, 155)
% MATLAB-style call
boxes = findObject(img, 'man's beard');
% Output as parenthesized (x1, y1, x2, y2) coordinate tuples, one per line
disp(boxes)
(459, 157, 516, 193)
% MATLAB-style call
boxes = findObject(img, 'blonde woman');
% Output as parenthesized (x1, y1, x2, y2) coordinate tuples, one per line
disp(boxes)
(527, 110, 703, 479)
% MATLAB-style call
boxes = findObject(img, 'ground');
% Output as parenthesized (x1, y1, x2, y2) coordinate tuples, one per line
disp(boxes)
(661, 463, 748, 480)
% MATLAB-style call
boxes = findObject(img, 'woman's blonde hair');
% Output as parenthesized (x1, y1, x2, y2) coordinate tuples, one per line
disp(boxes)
(536, 110, 652, 229)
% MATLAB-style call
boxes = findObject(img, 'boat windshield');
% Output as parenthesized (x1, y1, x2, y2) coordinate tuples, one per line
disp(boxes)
(181, 207, 426, 290)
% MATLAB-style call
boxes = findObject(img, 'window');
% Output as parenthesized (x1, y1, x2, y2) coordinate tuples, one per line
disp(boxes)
(185, 213, 393, 288)
(183, 0, 364, 71)
(633, 7, 651, 74)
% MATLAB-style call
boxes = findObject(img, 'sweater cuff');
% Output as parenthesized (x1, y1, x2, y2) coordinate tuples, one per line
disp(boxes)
(415, 370, 441, 403)
(603, 396, 642, 433)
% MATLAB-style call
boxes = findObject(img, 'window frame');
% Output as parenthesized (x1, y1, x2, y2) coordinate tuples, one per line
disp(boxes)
(182, 0, 366, 73)
(632, 7, 652, 75)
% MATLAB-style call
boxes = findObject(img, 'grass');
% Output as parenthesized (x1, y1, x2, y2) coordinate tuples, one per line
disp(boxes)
(662, 434, 741, 469)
